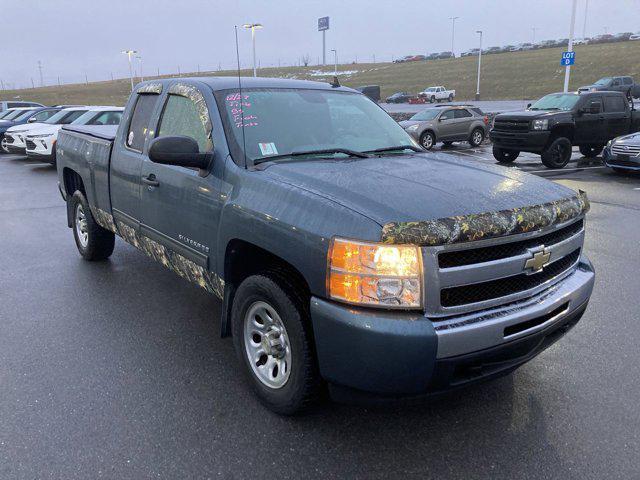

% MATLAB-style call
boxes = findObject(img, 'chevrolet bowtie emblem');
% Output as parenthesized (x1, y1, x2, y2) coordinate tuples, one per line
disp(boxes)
(524, 249, 551, 273)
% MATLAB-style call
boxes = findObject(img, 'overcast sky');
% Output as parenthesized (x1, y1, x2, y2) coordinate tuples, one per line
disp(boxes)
(3, 0, 639, 88)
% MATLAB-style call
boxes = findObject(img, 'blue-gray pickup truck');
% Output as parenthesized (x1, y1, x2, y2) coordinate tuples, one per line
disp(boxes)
(56, 77, 595, 414)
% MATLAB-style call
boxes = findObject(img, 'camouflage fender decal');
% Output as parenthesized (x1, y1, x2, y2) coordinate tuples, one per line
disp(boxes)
(137, 83, 163, 94)
(91, 207, 117, 233)
(381, 190, 590, 246)
(168, 83, 213, 140)
(115, 221, 224, 299)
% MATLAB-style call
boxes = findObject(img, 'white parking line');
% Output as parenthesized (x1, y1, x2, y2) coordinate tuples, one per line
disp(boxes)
(527, 166, 608, 173)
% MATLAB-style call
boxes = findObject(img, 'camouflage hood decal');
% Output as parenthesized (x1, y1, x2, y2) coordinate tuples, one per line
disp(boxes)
(381, 190, 590, 246)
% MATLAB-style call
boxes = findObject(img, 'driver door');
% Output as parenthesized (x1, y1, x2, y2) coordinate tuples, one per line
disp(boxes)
(139, 83, 221, 281)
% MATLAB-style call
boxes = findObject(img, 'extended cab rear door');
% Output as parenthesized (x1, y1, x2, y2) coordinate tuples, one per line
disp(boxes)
(603, 95, 630, 139)
(111, 90, 162, 226)
(138, 82, 221, 273)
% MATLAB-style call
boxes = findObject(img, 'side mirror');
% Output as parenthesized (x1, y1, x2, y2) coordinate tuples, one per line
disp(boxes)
(527, 103, 532, 109)
(28, 117, 38, 123)
(148, 136, 212, 170)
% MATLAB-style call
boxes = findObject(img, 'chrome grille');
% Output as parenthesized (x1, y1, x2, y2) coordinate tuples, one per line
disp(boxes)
(422, 217, 585, 317)
(612, 144, 640, 156)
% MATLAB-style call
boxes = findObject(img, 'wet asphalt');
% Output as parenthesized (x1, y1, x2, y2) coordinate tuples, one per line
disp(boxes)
(0, 148, 639, 479)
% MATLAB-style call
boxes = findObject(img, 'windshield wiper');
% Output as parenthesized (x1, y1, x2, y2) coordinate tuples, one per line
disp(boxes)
(364, 145, 422, 154)
(253, 148, 370, 165)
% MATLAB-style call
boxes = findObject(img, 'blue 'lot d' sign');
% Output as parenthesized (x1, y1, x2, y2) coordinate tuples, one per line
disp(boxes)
(561, 51, 575, 66)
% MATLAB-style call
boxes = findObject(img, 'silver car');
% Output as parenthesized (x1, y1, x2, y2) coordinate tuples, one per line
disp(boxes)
(400, 106, 488, 150)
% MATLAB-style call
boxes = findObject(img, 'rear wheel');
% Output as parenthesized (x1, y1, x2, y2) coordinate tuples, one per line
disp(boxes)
(541, 137, 572, 169)
(419, 131, 435, 150)
(579, 144, 603, 158)
(231, 274, 320, 415)
(70, 191, 115, 261)
(469, 128, 484, 147)
(429, 96, 435, 103)
(448, 94, 454, 102)
(492, 146, 520, 163)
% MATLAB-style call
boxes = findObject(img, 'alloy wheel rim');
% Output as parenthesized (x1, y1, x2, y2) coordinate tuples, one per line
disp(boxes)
(422, 135, 433, 149)
(243, 301, 292, 389)
(473, 131, 482, 144)
(75, 204, 89, 248)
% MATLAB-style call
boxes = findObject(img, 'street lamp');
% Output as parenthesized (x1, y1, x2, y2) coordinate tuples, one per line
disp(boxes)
(331, 49, 337, 76)
(475, 30, 483, 100)
(449, 16, 459, 56)
(121, 50, 137, 91)
(136, 55, 143, 82)
(243, 23, 263, 77)
(532, 27, 538, 44)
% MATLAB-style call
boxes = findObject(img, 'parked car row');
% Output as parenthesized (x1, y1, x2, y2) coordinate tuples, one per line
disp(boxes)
(578, 76, 640, 100)
(385, 86, 456, 104)
(0, 104, 123, 164)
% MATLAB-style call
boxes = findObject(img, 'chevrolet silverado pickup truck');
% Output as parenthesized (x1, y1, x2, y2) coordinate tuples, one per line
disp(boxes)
(490, 91, 640, 169)
(56, 77, 595, 414)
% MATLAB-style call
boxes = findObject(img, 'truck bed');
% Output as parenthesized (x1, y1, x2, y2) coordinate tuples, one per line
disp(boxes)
(57, 125, 116, 220)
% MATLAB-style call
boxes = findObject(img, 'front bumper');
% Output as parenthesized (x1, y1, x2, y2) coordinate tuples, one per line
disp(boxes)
(490, 129, 550, 152)
(310, 256, 594, 399)
(26, 137, 55, 163)
(4, 144, 26, 154)
(603, 146, 640, 171)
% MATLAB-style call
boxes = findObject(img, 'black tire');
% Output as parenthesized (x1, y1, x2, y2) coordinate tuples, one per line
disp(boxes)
(469, 128, 484, 147)
(50, 144, 57, 167)
(69, 191, 115, 261)
(448, 94, 454, 102)
(579, 144, 603, 158)
(429, 96, 435, 103)
(492, 146, 520, 163)
(541, 137, 572, 169)
(419, 131, 435, 150)
(231, 273, 320, 415)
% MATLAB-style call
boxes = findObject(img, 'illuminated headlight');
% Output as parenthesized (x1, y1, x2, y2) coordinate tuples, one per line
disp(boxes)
(327, 237, 423, 309)
(532, 119, 548, 130)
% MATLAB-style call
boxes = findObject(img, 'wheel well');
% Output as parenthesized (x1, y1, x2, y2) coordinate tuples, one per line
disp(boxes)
(63, 168, 85, 197)
(549, 125, 574, 144)
(220, 239, 310, 337)
(421, 129, 436, 140)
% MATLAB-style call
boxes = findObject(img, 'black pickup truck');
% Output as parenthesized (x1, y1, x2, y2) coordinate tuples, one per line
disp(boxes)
(490, 91, 640, 169)
(55, 77, 594, 414)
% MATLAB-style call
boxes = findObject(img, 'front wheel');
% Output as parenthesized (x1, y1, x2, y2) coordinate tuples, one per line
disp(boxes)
(448, 94, 454, 102)
(232, 274, 320, 415)
(429, 96, 435, 103)
(469, 128, 484, 147)
(492, 146, 520, 163)
(419, 131, 435, 150)
(541, 137, 572, 169)
(579, 144, 603, 158)
(70, 191, 115, 261)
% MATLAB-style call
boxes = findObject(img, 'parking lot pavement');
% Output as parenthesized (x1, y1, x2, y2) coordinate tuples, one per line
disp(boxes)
(381, 99, 534, 114)
(1, 152, 639, 479)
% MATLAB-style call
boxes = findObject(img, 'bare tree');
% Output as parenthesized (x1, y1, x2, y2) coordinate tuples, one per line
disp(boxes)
(301, 53, 311, 67)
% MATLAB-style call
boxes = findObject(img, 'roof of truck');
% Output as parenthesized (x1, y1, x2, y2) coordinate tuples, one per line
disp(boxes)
(138, 76, 359, 93)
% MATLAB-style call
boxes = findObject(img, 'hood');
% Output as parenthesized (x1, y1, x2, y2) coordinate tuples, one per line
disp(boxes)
(26, 125, 62, 136)
(261, 153, 576, 226)
(613, 132, 640, 145)
(496, 110, 564, 121)
(6, 122, 48, 133)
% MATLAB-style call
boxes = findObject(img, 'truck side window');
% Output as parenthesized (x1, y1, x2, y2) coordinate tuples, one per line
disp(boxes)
(604, 96, 625, 113)
(623, 77, 633, 85)
(157, 94, 210, 152)
(127, 94, 160, 152)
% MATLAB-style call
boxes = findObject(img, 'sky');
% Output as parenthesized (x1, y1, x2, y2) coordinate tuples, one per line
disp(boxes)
(2, 0, 639, 88)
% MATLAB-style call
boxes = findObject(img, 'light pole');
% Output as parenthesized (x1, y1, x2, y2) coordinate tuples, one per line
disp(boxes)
(331, 49, 337, 76)
(475, 30, 483, 100)
(121, 50, 137, 91)
(532, 27, 537, 44)
(582, 0, 589, 38)
(563, 0, 578, 93)
(136, 55, 143, 82)
(243, 23, 263, 77)
(449, 16, 459, 56)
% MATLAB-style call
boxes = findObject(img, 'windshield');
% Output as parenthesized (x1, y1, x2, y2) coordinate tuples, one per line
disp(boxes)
(13, 110, 39, 122)
(530, 93, 580, 111)
(70, 110, 122, 126)
(0, 110, 14, 119)
(424, 87, 437, 92)
(3, 109, 30, 120)
(594, 77, 612, 86)
(216, 88, 415, 164)
(44, 109, 88, 125)
(410, 109, 440, 121)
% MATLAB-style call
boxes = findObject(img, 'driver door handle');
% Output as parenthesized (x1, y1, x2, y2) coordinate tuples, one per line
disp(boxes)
(142, 174, 159, 187)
